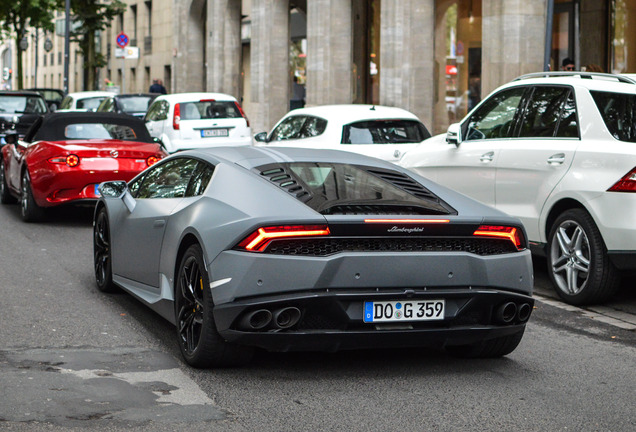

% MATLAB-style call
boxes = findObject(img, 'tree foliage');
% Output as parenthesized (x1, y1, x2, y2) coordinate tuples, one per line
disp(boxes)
(0, 0, 56, 89)
(64, 0, 125, 90)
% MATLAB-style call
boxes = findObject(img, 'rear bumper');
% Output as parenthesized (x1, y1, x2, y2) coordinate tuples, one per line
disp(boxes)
(214, 288, 534, 352)
(608, 251, 636, 272)
(168, 136, 252, 152)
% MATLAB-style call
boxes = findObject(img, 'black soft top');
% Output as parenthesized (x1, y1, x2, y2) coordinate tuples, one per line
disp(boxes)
(24, 112, 153, 143)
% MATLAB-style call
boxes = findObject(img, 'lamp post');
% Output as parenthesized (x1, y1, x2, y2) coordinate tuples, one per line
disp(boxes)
(64, 0, 70, 93)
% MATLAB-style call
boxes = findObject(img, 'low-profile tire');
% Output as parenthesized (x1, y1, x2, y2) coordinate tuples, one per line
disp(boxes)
(446, 329, 525, 358)
(175, 244, 254, 368)
(547, 208, 620, 305)
(20, 170, 45, 222)
(0, 159, 16, 204)
(93, 207, 118, 293)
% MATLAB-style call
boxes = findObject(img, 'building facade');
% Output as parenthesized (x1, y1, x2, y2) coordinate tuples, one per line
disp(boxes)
(4, 0, 635, 134)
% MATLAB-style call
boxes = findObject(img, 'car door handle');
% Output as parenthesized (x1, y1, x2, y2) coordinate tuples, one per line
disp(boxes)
(153, 220, 165, 228)
(480, 151, 494, 163)
(547, 153, 566, 165)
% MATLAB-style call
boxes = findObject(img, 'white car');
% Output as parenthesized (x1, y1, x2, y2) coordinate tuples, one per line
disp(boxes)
(144, 92, 251, 153)
(400, 71, 636, 305)
(58, 91, 114, 112)
(253, 105, 431, 162)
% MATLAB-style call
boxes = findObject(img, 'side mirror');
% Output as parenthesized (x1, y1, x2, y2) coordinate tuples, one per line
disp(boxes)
(98, 181, 136, 213)
(4, 132, 18, 146)
(446, 123, 462, 147)
(253, 132, 268, 143)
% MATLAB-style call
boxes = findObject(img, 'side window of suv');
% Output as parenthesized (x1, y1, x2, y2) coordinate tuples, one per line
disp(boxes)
(463, 87, 526, 140)
(517, 86, 579, 138)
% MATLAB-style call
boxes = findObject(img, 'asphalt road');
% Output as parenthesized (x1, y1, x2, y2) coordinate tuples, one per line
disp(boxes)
(0, 202, 634, 431)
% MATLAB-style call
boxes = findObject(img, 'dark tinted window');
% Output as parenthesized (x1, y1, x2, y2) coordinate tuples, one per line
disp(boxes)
(136, 158, 199, 199)
(591, 91, 636, 142)
(186, 162, 214, 196)
(269, 115, 327, 141)
(517, 86, 578, 138)
(342, 119, 430, 144)
(464, 87, 525, 140)
(258, 162, 454, 215)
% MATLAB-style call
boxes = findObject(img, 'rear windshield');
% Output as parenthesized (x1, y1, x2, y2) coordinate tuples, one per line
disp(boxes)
(590, 91, 636, 142)
(258, 162, 454, 215)
(77, 97, 108, 111)
(62, 123, 139, 140)
(0, 95, 47, 114)
(119, 96, 155, 113)
(179, 101, 243, 120)
(342, 119, 431, 144)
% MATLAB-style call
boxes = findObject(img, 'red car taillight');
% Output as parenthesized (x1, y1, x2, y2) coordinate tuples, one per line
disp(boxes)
(234, 101, 250, 127)
(48, 154, 80, 167)
(608, 167, 636, 192)
(237, 225, 330, 252)
(146, 155, 160, 166)
(473, 225, 525, 251)
(173, 103, 181, 130)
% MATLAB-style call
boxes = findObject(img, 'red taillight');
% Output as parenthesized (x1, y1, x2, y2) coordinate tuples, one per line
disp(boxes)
(173, 103, 181, 130)
(608, 167, 636, 192)
(234, 101, 250, 127)
(473, 225, 524, 251)
(48, 154, 80, 167)
(237, 225, 330, 252)
(146, 156, 160, 166)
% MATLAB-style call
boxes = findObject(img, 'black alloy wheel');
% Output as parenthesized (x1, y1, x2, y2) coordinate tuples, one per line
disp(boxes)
(175, 244, 253, 368)
(20, 170, 44, 222)
(94, 208, 117, 293)
(547, 209, 620, 305)
(0, 159, 16, 204)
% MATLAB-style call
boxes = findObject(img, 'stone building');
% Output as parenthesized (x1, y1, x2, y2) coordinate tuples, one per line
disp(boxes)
(6, 0, 634, 134)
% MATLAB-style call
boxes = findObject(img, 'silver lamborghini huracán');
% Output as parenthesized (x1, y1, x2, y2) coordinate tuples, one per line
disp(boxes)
(93, 146, 534, 368)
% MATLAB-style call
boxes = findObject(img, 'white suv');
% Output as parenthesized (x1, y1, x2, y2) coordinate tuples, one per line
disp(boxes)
(144, 93, 251, 153)
(400, 72, 636, 305)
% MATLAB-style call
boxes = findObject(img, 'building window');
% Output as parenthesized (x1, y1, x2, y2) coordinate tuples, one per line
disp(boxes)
(43, 54, 47, 66)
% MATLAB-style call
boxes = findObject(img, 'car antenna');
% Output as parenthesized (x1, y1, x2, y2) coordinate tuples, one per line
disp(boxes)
(370, 105, 376, 111)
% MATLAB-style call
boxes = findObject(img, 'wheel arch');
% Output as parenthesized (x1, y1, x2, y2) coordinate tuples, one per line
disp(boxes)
(173, 233, 203, 294)
(544, 198, 588, 240)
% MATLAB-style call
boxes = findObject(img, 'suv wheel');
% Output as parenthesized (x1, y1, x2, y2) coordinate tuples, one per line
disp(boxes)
(547, 209, 620, 305)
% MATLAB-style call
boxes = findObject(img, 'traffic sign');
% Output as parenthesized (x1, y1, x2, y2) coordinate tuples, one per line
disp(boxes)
(116, 32, 129, 48)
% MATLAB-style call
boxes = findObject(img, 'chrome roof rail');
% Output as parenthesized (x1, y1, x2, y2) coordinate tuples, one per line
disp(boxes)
(514, 71, 636, 84)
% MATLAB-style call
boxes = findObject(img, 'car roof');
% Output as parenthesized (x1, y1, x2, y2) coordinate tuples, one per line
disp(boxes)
(113, 93, 160, 99)
(0, 90, 45, 97)
(26, 112, 153, 142)
(66, 91, 115, 99)
(509, 72, 636, 94)
(178, 144, 404, 172)
(154, 92, 238, 103)
(279, 104, 421, 124)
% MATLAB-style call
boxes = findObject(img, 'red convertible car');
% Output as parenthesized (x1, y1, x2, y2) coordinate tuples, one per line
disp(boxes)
(0, 112, 167, 221)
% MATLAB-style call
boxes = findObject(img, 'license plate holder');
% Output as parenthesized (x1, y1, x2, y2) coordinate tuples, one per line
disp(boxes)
(363, 300, 445, 323)
(201, 128, 229, 137)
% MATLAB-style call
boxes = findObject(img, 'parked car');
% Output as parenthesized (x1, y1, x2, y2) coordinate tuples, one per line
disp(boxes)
(400, 71, 636, 305)
(253, 105, 431, 163)
(93, 146, 533, 368)
(144, 92, 251, 153)
(0, 91, 49, 143)
(0, 112, 167, 222)
(58, 91, 114, 112)
(96, 93, 160, 118)
(26, 88, 65, 111)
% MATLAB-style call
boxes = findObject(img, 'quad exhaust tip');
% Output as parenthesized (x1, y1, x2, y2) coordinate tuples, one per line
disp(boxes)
(238, 306, 302, 331)
(495, 301, 532, 324)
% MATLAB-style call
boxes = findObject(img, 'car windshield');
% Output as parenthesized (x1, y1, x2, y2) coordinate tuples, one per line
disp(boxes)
(342, 119, 431, 144)
(590, 91, 636, 143)
(119, 96, 155, 113)
(0, 95, 47, 114)
(77, 97, 107, 111)
(258, 162, 454, 215)
(179, 101, 242, 120)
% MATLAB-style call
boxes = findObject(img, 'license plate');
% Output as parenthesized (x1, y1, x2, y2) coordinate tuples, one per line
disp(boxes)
(201, 128, 229, 137)
(94, 184, 101, 196)
(364, 300, 445, 323)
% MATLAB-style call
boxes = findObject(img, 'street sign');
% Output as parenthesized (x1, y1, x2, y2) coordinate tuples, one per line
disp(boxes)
(115, 47, 139, 59)
(116, 32, 129, 48)
(44, 38, 53, 53)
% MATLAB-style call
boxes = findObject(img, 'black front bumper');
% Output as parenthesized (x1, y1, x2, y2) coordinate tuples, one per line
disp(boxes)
(214, 288, 534, 352)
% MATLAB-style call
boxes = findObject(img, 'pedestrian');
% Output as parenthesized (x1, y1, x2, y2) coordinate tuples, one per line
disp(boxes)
(561, 57, 575, 71)
(149, 78, 167, 94)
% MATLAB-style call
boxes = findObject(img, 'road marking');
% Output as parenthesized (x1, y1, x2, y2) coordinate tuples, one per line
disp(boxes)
(534, 294, 636, 330)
